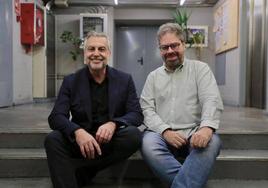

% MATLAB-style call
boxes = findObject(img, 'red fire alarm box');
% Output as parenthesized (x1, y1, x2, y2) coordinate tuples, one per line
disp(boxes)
(20, 3, 44, 45)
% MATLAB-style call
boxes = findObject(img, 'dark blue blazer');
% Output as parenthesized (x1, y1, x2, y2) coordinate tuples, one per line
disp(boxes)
(48, 66, 143, 140)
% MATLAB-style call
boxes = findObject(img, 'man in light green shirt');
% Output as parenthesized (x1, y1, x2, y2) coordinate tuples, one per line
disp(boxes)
(140, 23, 223, 188)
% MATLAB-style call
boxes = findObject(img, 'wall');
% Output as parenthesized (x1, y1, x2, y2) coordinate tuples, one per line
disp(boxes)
(12, 0, 33, 104)
(0, 0, 47, 106)
(32, 45, 47, 98)
(266, 0, 268, 112)
(54, 6, 114, 93)
(46, 13, 56, 97)
(217, 48, 241, 105)
(32, 7, 47, 99)
(54, 6, 215, 80)
(55, 14, 84, 93)
(114, 7, 216, 72)
(214, 0, 246, 106)
(55, 5, 250, 107)
(0, 0, 13, 107)
(265, 2, 268, 111)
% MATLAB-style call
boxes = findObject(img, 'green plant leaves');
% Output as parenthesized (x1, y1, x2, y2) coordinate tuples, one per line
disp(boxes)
(60, 31, 82, 61)
(173, 8, 191, 30)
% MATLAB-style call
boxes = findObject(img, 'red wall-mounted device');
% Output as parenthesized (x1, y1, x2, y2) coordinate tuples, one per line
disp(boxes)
(20, 3, 44, 46)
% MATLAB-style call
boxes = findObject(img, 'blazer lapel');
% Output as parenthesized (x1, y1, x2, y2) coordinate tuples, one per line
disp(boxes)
(78, 67, 92, 123)
(107, 67, 118, 119)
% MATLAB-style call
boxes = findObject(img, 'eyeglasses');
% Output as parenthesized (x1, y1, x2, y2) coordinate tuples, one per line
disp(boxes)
(159, 42, 181, 52)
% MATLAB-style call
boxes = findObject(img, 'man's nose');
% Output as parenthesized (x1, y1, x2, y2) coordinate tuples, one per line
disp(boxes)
(92, 49, 100, 55)
(167, 46, 174, 52)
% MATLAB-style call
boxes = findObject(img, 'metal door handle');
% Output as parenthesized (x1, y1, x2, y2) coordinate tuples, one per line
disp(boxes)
(137, 57, 143, 65)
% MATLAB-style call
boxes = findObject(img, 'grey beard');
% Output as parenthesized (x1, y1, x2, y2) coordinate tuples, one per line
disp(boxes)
(165, 59, 181, 71)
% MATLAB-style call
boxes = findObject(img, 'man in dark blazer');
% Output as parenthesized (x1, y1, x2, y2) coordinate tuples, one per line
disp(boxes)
(44, 31, 143, 188)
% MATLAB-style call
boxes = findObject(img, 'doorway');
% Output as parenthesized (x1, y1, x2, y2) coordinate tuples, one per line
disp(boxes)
(115, 26, 162, 96)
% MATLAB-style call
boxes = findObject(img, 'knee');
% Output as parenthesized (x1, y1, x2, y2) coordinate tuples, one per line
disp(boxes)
(207, 134, 222, 156)
(141, 132, 154, 152)
(129, 126, 142, 143)
(141, 132, 153, 158)
(44, 130, 63, 151)
(141, 131, 164, 158)
(117, 126, 142, 151)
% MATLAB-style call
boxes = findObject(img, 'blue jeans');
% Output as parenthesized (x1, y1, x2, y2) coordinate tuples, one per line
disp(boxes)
(141, 131, 221, 188)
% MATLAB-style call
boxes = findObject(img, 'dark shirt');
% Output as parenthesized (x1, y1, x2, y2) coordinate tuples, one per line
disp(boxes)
(88, 71, 109, 131)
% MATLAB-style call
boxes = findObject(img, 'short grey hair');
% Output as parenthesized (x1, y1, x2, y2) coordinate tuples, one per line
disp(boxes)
(157, 23, 185, 45)
(84, 31, 111, 50)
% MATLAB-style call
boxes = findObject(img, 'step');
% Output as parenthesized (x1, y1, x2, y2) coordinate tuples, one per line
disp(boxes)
(211, 150, 268, 179)
(206, 179, 268, 188)
(0, 132, 49, 148)
(1, 149, 268, 179)
(0, 178, 268, 188)
(0, 102, 51, 148)
(1, 129, 268, 149)
(0, 149, 49, 177)
(219, 133, 268, 150)
(101, 150, 268, 180)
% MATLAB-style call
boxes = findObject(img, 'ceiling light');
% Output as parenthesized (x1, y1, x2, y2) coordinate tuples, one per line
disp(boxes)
(114, 0, 118, 5)
(180, 0, 186, 6)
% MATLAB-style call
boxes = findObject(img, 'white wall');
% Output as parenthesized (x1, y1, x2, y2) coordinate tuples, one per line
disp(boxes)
(0, 0, 13, 107)
(12, 0, 33, 104)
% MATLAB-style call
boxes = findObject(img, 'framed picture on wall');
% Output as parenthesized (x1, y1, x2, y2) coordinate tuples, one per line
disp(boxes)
(79, 13, 108, 49)
(186, 25, 208, 47)
(79, 13, 107, 39)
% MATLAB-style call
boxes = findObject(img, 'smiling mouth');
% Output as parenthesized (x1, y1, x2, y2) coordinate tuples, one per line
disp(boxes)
(90, 58, 104, 62)
(166, 55, 177, 60)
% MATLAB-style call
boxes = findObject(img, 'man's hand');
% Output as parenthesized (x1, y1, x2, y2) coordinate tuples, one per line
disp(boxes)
(96, 121, 116, 144)
(162, 129, 187, 149)
(190, 127, 213, 148)
(74, 129, 102, 159)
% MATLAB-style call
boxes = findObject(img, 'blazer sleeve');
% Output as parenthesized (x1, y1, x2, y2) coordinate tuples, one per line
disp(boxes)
(112, 75, 144, 127)
(48, 75, 81, 141)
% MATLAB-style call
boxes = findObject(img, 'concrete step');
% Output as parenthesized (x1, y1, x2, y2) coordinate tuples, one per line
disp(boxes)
(0, 149, 49, 177)
(211, 150, 268, 179)
(219, 133, 268, 150)
(1, 130, 268, 150)
(0, 178, 268, 188)
(1, 149, 268, 179)
(0, 132, 49, 148)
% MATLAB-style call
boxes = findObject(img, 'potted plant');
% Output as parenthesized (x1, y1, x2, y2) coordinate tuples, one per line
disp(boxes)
(173, 7, 206, 58)
(60, 31, 83, 61)
(173, 8, 194, 46)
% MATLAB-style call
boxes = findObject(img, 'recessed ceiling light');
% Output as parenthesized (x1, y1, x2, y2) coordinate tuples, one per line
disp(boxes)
(180, 0, 186, 6)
